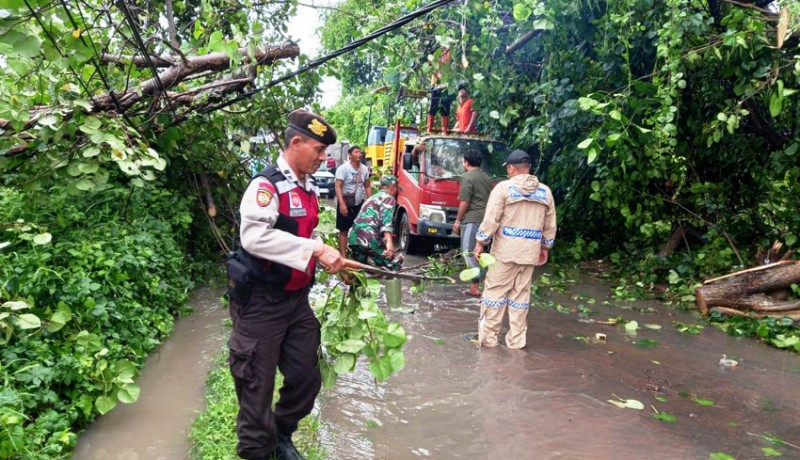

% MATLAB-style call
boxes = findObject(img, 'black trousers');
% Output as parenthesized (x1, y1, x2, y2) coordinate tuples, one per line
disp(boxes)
(428, 87, 453, 116)
(228, 283, 321, 459)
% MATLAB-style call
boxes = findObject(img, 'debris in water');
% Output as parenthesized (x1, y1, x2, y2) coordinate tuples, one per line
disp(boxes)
(719, 354, 738, 367)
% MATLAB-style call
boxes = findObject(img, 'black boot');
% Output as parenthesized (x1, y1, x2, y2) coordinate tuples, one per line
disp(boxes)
(275, 433, 306, 460)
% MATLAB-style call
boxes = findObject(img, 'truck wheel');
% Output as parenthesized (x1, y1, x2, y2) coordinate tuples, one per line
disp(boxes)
(398, 211, 429, 255)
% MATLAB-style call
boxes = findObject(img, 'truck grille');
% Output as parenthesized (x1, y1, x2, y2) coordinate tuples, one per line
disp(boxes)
(444, 207, 458, 224)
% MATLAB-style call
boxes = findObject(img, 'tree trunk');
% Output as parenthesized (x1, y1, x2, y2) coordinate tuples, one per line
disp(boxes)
(695, 260, 800, 314)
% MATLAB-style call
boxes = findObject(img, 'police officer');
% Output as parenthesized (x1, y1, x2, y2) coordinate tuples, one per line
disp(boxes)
(227, 109, 344, 460)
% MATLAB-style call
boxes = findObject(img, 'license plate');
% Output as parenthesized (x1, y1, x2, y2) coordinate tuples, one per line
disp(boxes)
(428, 228, 438, 234)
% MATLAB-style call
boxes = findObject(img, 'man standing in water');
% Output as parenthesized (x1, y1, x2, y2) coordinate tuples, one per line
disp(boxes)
(335, 145, 371, 257)
(227, 109, 344, 460)
(452, 149, 492, 297)
(473, 149, 557, 349)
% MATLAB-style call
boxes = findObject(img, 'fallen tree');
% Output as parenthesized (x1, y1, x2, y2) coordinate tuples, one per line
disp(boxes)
(696, 260, 800, 320)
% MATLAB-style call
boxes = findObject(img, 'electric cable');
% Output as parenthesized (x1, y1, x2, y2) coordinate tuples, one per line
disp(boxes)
(116, 0, 179, 119)
(199, 0, 456, 116)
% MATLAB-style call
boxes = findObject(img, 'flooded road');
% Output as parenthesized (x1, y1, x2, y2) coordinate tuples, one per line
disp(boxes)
(72, 287, 227, 460)
(71, 262, 800, 460)
(317, 259, 800, 460)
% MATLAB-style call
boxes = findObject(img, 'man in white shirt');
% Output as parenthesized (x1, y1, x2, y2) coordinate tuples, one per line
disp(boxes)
(334, 145, 371, 257)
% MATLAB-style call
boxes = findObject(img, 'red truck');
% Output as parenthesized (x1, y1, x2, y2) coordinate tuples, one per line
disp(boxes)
(386, 120, 510, 254)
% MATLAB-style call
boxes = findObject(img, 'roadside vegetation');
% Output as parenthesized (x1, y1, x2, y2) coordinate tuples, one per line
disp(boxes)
(190, 343, 326, 460)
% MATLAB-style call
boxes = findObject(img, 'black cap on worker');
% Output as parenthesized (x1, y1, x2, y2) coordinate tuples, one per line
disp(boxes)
(287, 109, 337, 145)
(503, 149, 530, 166)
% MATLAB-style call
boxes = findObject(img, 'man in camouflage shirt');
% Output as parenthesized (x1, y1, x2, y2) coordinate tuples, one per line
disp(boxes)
(348, 175, 402, 271)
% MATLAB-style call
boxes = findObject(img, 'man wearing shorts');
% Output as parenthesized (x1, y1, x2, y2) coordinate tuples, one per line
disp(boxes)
(335, 145, 371, 257)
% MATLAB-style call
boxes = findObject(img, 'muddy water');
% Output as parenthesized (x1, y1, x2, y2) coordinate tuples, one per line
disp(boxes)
(72, 287, 227, 460)
(318, 262, 800, 460)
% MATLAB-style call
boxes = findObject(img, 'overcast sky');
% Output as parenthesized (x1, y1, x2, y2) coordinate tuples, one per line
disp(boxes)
(286, 1, 343, 108)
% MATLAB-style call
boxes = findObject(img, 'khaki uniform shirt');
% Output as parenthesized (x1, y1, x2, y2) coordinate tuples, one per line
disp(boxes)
(239, 155, 321, 272)
(476, 174, 557, 265)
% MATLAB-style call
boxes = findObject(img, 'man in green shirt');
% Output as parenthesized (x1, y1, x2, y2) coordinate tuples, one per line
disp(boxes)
(452, 149, 493, 296)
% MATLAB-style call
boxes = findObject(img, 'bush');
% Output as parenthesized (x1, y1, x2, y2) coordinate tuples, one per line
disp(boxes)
(0, 185, 195, 458)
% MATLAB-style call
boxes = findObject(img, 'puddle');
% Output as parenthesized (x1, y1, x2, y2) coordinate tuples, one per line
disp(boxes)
(72, 287, 227, 460)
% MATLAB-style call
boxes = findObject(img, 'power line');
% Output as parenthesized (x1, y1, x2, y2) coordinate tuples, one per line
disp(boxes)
(116, 0, 179, 120)
(199, 0, 456, 116)
(54, 0, 140, 131)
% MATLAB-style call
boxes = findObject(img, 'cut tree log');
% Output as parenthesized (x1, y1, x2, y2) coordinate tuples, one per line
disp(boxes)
(696, 260, 800, 315)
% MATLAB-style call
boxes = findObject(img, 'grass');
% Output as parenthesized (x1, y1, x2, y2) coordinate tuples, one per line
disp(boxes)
(190, 348, 327, 459)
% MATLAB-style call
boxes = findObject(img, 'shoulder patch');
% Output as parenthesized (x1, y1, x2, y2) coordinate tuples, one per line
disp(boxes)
(256, 187, 273, 207)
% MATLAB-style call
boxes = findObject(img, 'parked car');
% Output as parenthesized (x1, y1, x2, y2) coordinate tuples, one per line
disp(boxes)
(313, 164, 335, 198)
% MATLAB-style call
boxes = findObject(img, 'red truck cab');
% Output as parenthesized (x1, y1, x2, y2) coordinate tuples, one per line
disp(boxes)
(388, 121, 509, 254)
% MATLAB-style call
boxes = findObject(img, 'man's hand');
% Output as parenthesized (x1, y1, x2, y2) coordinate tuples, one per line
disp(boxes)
(452, 221, 461, 235)
(338, 202, 348, 216)
(313, 242, 345, 273)
(538, 248, 549, 266)
(383, 235, 394, 257)
(473, 241, 484, 257)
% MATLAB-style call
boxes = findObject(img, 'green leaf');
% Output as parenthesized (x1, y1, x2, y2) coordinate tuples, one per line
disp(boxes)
(388, 348, 405, 372)
(785, 143, 798, 156)
(762, 447, 782, 457)
(16, 313, 41, 329)
(653, 412, 676, 423)
(47, 308, 72, 333)
(624, 320, 639, 332)
(644, 324, 662, 330)
(586, 147, 598, 165)
(608, 398, 644, 410)
(3, 301, 30, 310)
(95, 395, 117, 415)
(383, 322, 406, 348)
(32, 232, 52, 245)
(333, 353, 356, 374)
(770, 93, 782, 118)
(37, 114, 58, 127)
(489, 110, 500, 119)
(117, 383, 140, 404)
(478, 253, 496, 268)
(692, 396, 714, 406)
(532, 19, 554, 30)
(208, 31, 225, 53)
(336, 339, 366, 353)
(709, 453, 735, 460)
(459, 267, 480, 281)
(369, 356, 393, 381)
(11, 31, 41, 58)
(75, 179, 96, 191)
(512, 3, 532, 21)
(473, 73, 484, 81)
(577, 138, 593, 149)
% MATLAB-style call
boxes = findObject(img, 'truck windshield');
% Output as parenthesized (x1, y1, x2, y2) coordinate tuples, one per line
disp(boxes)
(426, 138, 509, 179)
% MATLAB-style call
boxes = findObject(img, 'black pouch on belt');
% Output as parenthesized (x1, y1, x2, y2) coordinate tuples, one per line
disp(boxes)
(226, 253, 254, 306)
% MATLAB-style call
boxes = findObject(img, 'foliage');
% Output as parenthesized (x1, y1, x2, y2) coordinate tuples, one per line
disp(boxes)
(0, 184, 194, 458)
(314, 276, 407, 386)
(321, 0, 800, 343)
(190, 347, 326, 460)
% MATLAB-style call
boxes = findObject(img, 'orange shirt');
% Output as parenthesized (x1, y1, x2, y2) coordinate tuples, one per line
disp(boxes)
(456, 98, 476, 133)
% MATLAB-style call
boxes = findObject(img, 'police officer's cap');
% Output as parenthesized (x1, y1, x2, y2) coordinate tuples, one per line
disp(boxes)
(503, 149, 530, 166)
(287, 109, 337, 145)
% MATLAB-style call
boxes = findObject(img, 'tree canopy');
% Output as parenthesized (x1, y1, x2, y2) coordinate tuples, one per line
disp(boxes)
(322, 0, 800, 276)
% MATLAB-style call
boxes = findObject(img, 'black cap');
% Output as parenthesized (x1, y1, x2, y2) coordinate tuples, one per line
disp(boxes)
(457, 80, 468, 92)
(503, 149, 530, 166)
(287, 109, 337, 145)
